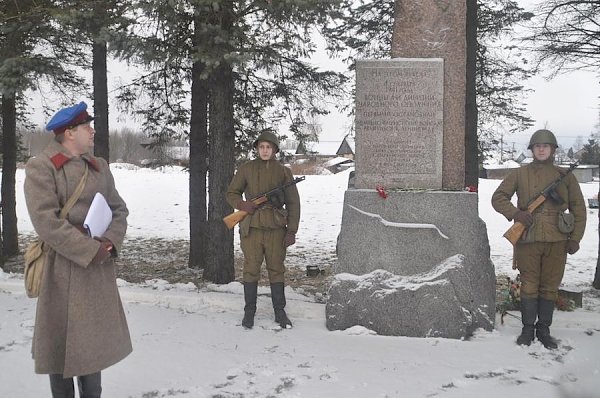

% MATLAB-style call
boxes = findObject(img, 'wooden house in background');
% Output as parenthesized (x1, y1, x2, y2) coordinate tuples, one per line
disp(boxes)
(294, 135, 355, 160)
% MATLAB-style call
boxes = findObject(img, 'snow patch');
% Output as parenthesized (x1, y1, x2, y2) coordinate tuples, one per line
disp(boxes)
(340, 325, 378, 336)
(347, 204, 449, 239)
(335, 254, 464, 293)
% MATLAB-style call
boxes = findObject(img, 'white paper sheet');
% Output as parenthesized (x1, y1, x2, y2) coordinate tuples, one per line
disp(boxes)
(83, 192, 113, 238)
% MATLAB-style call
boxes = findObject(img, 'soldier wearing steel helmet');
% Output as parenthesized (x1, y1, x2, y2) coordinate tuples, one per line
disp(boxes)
(492, 129, 586, 349)
(226, 129, 301, 329)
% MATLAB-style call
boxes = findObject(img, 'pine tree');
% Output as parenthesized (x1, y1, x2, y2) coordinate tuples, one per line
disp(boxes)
(476, 0, 534, 152)
(1, 94, 17, 256)
(114, 0, 211, 273)
(204, 0, 236, 283)
(203, 0, 346, 282)
(1, 0, 84, 256)
(581, 139, 600, 165)
(52, 0, 132, 161)
(115, 0, 345, 283)
(188, 8, 209, 271)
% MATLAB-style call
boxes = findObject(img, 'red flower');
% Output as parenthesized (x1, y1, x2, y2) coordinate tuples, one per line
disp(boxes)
(375, 184, 388, 199)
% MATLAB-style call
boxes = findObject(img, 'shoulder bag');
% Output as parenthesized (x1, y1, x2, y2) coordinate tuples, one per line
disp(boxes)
(24, 165, 88, 298)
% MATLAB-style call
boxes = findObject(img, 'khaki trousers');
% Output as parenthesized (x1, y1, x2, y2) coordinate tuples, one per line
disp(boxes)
(240, 227, 287, 283)
(515, 241, 567, 300)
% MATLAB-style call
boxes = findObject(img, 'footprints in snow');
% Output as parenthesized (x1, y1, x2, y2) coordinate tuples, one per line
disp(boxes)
(134, 360, 336, 397)
(432, 343, 575, 396)
(0, 319, 34, 352)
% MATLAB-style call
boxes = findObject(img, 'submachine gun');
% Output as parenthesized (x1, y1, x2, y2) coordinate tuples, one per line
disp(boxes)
(503, 162, 578, 246)
(223, 176, 305, 229)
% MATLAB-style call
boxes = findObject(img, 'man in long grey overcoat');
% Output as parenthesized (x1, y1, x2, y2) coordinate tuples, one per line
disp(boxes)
(24, 102, 131, 397)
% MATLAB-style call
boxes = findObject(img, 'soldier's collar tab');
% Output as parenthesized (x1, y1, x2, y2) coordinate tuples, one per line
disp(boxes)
(50, 153, 72, 169)
(49, 152, 100, 172)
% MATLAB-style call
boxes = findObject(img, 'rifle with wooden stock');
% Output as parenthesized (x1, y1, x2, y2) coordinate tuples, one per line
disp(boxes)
(223, 176, 305, 230)
(503, 162, 578, 246)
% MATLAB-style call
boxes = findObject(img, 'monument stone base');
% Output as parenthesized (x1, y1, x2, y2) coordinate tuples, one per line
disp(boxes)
(326, 185, 496, 338)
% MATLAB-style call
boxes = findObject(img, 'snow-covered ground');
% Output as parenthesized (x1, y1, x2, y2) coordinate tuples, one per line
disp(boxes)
(1, 166, 599, 397)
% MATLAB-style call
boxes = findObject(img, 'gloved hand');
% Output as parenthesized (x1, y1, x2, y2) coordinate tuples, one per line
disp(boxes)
(566, 240, 580, 254)
(513, 210, 533, 227)
(91, 238, 113, 265)
(283, 232, 296, 247)
(96, 237, 114, 254)
(237, 200, 257, 214)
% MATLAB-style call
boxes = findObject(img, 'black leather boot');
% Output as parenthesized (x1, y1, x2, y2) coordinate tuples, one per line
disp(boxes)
(77, 372, 102, 398)
(271, 282, 292, 328)
(49, 374, 75, 398)
(516, 297, 537, 346)
(536, 298, 559, 349)
(242, 282, 258, 329)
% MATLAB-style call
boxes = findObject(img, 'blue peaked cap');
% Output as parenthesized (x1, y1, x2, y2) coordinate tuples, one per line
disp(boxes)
(46, 101, 94, 133)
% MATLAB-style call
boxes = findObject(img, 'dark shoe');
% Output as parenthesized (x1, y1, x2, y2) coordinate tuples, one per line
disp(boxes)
(536, 297, 559, 349)
(275, 309, 293, 329)
(49, 374, 75, 398)
(517, 297, 538, 346)
(271, 282, 293, 328)
(536, 331, 559, 349)
(242, 311, 255, 329)
(242, 282, 258, 329)
(77, 372, 102, 398)
(516, 326, 535, 346)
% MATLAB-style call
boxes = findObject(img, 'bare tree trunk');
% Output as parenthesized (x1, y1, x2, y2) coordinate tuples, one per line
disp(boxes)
(465, 0, 479, 187)
(92, 39, 110, 162)
(203, 0, 235, 283)
(594, 236, 600, 288)
(0, 218, 3, 266)
(594, 167, 600, 289)
(204, 59, 235, 284)
(0, 182, 3, 266)
(0, 101, 3, 265)
(1, 94, 19, 256)
(188, 49, 209, 268)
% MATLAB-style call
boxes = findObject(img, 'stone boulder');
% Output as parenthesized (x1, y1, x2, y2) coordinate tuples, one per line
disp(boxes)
(326, 254, 494, 339)
(331, 189, 496, 338)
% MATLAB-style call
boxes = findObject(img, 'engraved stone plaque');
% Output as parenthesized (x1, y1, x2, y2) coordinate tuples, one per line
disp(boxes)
(354, 59, 443, 189)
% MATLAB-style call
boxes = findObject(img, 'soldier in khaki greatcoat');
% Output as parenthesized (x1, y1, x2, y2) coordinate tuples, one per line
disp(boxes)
(226, 130, 301, 329)
(492, 129, 586, 349)
(24, 102, 131, 397)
